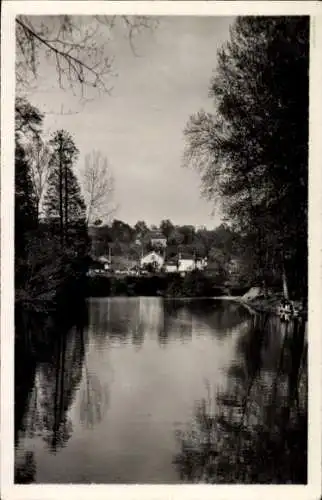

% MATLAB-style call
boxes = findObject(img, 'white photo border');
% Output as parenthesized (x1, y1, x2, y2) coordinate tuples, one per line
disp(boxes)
(1, 2, 322, 500)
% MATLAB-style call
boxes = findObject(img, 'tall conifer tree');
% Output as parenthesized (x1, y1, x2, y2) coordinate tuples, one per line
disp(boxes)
(44, 130, 86, 245)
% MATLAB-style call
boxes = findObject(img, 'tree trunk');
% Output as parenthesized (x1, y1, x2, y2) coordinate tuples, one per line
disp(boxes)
(282, 262, 289, 300)
(64, 162, 68, 245)
(59, 136, 64, 247)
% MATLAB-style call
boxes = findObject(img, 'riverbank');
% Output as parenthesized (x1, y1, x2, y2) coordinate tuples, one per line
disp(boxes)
(86, 273, 249, 299)
(226, 288, 308, 320)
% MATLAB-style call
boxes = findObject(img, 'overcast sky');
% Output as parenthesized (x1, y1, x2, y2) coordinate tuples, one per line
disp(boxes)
(25, 16, 234, 229)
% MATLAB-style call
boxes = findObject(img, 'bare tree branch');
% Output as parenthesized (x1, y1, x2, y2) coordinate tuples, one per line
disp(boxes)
(16, 15, 158, 101)
(24, 138, 51, 218)
(16, 17, 113, 97)
(80, 150, 117, 226)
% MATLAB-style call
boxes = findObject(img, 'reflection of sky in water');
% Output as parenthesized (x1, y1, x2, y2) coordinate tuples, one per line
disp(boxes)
(15, 298, 305, 484)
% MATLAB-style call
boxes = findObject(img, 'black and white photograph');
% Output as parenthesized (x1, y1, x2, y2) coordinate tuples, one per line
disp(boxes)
(1, 1, 322, 498)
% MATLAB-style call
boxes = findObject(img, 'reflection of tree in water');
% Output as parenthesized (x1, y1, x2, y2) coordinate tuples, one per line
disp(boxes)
(16, 319, 87, 460)
(160, 301, 193, 345)
(15, 450, 36, 484)
(188, 300, 250, 338)
(160, 299, 250, 345)
(174, 314, 307, 483)
(88, 298, 148, 348)
(79, 340, 110, 429)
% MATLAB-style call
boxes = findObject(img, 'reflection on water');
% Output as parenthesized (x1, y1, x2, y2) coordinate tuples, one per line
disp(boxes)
(15, 298, 307, 484)
(174, 314, 308, 484)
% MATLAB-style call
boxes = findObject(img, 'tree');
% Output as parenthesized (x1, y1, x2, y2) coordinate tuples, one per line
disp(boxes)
(24, 137, 51, 219)
(179, 225, 196, 245)
(80, 150, 116, 226)
(110, 219, 134, 243)
(15, 97, 43, 140)
(134, 220, 148, 239)
(44, 130, 86, 244)
(183, 17, 309, 297)
(15, 98, 42, 239)
(208, 247, 230, 281)
(160, 219, 174, 240)
(168, 227, 184, 247)
(16, 15, 158, 100)
(15, 141, 38, 284)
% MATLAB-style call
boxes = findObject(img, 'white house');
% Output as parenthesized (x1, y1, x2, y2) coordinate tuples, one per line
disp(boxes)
(164, 260, 178, 273)
(178, 259, 195, 273)
(196, 257, 208, 271)
(97, 256, 111, 270)
(140, 251, 164, 271)
(177, 256, 207, 273)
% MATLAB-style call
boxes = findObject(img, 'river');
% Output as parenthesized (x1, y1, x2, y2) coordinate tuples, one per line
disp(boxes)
(14, 297, 307, 484)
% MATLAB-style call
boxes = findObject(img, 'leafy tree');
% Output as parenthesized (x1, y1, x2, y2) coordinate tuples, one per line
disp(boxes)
(15, 141, 38, 289)
(44, 130, 86, 244)
(178, 225, 196, 246)
(15, 97, 43, 140)
(160, 219, 174, 240)
(183, 17, 308, 297)
(134, 220, 148, 239)
(110, 219, 135, 243)
(168, 227, 184, 247)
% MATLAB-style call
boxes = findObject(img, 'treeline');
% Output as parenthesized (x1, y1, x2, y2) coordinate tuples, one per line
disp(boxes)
(183, 17, 309, 301)
(15, 97, 90, 312)
(90, 220, 257, 282)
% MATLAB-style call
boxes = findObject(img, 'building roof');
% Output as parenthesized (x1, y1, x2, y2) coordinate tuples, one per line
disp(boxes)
(178, 253, 196, 260)
(141, 251, 164, 258)
(178, 252, 207, 261)
(97, 256, 110, 263)
(150, 231, 166, 239)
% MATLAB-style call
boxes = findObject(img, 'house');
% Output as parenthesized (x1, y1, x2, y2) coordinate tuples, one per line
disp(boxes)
(87, 255, 110, 276)
(140, 251, 165, 271)
(164, 260, 178, 273)
(177, 254, 207, 273)
(196, 257, 208, 271)
(149, 231, 167, 248)
(97, 256, 111, 270)
(177, 258, 195, 273)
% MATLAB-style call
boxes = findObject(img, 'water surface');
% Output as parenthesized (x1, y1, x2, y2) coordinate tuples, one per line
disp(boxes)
(15, 297, 306, 483)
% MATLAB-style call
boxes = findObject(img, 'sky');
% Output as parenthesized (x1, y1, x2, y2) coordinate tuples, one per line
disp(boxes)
(23, 16, 235, 229)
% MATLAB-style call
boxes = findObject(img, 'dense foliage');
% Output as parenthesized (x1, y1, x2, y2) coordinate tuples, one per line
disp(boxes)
(15, 99, 89, 311)
(183, 17, 308, 300)
(90, 220, 256, 283)
(86, 270, 248, 299)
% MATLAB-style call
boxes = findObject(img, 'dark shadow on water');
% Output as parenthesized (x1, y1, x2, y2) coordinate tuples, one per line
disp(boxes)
(15, 298, 90, 483)
(87, 298, 251, 348)
(160, 299, 250, 345)
(173, 314, 308, 484)
(88, 298, 147, 347)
